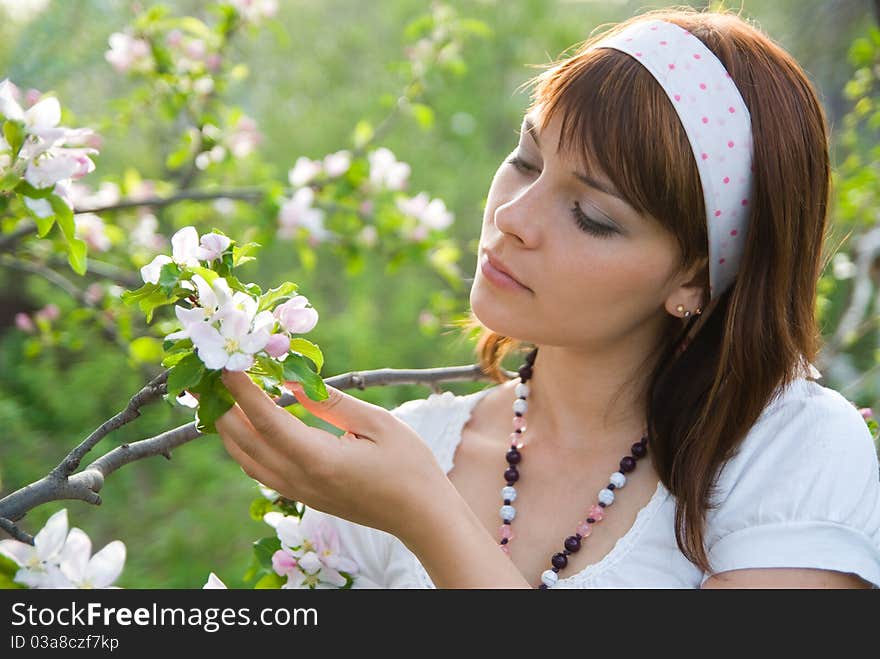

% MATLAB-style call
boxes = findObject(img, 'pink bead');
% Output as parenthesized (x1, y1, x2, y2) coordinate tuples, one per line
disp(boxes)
(500, 544, 511, 555)
(588, 504, 604, 522)
(499, 525, 514, 540)
(513, 417, 526, 431)
(508, 432, 526, 449)
(576, 521, 593, 537)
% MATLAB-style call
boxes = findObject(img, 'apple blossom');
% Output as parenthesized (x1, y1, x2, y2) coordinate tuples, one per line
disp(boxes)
(368, 147, 410, 191)
(188, 308, 273, 371)
(322, 150, 351, 178)
(140, 226, 213, 284)
(227, 116, 261, 159)
(272, 549, 298, 577)
(273, 295, 318, 334)
(287, 157, 321, 187)
(53, 527, 126, 589)
(0, 509, 69, 588)
(264, 332, 291, 358)
(194, 232, 231, 262)
(230, 0, 279, 23)
(277, 187, 330, 242)
(203, 572, 228, 589)
(14, 312, 35, 333)
(74, 213, 111, 252)
(105, 32, 152, 73)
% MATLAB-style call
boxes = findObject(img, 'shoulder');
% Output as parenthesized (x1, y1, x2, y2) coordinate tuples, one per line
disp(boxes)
(389, 386, 497, 474)
(702, 377, 880, 586)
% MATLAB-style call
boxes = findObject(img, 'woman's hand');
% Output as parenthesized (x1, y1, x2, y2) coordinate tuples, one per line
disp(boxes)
(213, 370, 453, 544)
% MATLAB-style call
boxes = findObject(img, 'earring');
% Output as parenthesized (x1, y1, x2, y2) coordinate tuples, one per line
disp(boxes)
(675, 303, 690, 318)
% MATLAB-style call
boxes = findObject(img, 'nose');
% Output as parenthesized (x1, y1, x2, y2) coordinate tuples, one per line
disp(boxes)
(492, 185, 543, 248)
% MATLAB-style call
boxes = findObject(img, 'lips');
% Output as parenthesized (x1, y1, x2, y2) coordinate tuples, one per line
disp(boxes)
(482, 249, 529, 290)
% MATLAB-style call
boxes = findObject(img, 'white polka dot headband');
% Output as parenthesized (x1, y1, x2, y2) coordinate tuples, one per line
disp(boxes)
(592, 19, 754, 303)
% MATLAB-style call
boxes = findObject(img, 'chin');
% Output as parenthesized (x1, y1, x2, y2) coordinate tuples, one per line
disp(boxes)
(470, 278, 525, 339)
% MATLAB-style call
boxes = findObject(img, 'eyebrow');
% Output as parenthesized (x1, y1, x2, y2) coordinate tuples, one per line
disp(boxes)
(522, 117, 629, 205)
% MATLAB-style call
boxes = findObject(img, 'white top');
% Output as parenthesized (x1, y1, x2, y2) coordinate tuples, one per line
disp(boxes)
(301, 375, 880, 588)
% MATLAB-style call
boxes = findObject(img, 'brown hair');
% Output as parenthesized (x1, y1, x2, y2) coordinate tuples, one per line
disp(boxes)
(453, 5, 833, 575)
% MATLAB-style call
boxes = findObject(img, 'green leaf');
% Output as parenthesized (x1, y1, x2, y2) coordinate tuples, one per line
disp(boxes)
(66, 237, 87, 276)
(0, 551, 21, 579)
(122, 282, 160, 305)
(256, 282, 299, 312)
(137, 287, 175, 323)
(281, 353, 327, 401)
(249, 497, 275, 522)
(162, 337, 193, 354)
(49, 194, 75, 242)
(34, 213, 55, 237)
(410, 103, 435, 130)
(0, 169, 20, 192)
(352, 120, 374, 148)
(254, 572, 286, 589)
(252, 536, 282, 569)
(2, 119, 25, 156)
(166, 352, 205, 398)
(289, 338, 324, 373)
(192, 371, 235, 434)
(188, 265, 219, 285)
(157, 261, 182, 296)
(129, 336, 164, 365)
(14, 180, 54, 198)
(233, 241, 261, 267)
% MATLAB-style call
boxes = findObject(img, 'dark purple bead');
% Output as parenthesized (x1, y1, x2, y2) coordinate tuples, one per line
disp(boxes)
(564, 535, 581, 552)
(518, 365, 532, 380)
(598, 502, 606, 508)
(503, 520, 511, 525)
(506, 448, 521, 464)
(551, 567, 560, 573)
(631, 442, 647, 459)
(500, 538, 508, 545)
(586, 518, 595, 523)
(539, 584, 549, 589)
(608, 483, 616, 490)
(504, 467, 519, 483)
(514, 411, 522, 417)
(503, 499, 511, 505)
(552, 553, 568, 569)
(620, 456, 636, 473)
(525, 349, 537, 366)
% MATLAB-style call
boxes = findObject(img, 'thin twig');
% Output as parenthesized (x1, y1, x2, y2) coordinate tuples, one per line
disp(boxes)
(0, 363, 513, 540)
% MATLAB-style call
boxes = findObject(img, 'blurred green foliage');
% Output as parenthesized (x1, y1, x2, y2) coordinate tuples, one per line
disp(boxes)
(0, 0, 878, 588)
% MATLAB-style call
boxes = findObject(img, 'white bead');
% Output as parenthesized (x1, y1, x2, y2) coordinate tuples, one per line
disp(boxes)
(541, 569, 558, 587)
(500, 504, 516, 522)
(513, 398, 528, 415)
(610, 472, 626, 489)
(501, 486, 517, 502)
(598, 488, 615, 506)
(515, 382, 530, 399)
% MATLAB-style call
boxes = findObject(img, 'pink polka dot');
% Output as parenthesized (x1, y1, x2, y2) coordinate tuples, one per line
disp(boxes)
(701, 153, 709, 160)
(719, 258, 726, 264)
(728, 106, 735, 113)
(693, 53, 701, 59)
(674, 94, 681, 101)
(702, 116, 709, 124)
(625, 37, 633, 41)
(668, 64, 676, 70)
(660, 40, 667, 45)
(741, 199, 749, 206)
(650, 25, 658, 30)
(723, 176, 730, 184)
(635, 52, 642, 57)
(730, 229, 738, 236)
(699, 83, 707, 90)
(727, 141, 735, 148)
(714, 210, 722, 217)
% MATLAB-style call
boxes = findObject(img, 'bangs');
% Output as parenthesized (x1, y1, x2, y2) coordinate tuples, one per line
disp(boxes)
(522, 42, 708, 267)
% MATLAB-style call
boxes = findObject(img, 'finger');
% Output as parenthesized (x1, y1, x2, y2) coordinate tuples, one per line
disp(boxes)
(286, 381, 390, 440)
(219, 427, 290, 496)
(216, 402, 298, 483)
(221, 370, 310, 440)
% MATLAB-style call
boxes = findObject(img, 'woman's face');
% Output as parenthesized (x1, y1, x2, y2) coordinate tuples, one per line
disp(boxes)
(471, 109, 695, 351)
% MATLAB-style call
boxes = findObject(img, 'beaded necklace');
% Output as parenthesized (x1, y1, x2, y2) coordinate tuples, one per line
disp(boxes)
(498, 346, 650, 588)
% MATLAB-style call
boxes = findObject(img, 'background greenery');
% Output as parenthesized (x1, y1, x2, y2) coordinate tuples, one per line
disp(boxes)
(1, 0, 878, 588)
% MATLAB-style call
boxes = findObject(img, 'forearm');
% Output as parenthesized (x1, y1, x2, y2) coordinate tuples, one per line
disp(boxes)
(400, 479, 532, 589)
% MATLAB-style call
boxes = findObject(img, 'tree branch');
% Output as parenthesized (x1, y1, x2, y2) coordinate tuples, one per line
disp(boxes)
(0, 221, 36, 253)
(0, 363, 514, 541)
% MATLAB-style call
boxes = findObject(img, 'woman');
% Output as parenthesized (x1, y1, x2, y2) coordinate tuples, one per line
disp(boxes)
(215, 6, 880, 588)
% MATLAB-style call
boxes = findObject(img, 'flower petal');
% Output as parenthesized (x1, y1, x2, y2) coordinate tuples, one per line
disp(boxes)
(85, 540, 126, 588)
(35, 509, 68, 561)
(58, 527, 91, 583)
(203, 572, 228, 589)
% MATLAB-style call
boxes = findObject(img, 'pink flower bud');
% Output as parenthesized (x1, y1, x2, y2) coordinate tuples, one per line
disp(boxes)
(35, 304, 60, 322)
(860, 408, 874, 421)
(14, 313, 35, 333)
(264, 333, 291, 359)
(273, 296, 318, 334)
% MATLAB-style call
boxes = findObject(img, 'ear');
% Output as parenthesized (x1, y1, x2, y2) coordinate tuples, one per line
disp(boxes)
(664, 256, 708, 319)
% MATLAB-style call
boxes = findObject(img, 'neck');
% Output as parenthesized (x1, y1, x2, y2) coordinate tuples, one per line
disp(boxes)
(519, 340, 657, 458)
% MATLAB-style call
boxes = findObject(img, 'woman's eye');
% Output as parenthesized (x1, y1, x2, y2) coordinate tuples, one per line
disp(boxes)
(506, 155, 538, 174)
(571, 202, 617, 239)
